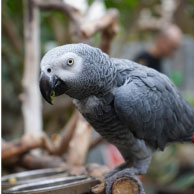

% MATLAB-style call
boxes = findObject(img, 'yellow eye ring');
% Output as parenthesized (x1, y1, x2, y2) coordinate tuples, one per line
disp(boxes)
(67, 58, 74, 66)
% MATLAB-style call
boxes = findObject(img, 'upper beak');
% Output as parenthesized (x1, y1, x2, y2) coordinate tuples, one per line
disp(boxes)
(39, 72, 56, 105)
(39, 72, 69, 105)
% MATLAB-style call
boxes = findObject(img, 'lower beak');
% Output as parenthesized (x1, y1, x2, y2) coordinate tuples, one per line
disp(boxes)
(39, 72, 55, 104)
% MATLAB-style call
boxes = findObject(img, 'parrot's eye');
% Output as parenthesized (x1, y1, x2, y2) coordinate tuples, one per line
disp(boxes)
(67, 58, 74, 66)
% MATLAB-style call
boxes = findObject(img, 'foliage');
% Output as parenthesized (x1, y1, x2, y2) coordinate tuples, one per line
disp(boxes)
(169, 70, 184, 87)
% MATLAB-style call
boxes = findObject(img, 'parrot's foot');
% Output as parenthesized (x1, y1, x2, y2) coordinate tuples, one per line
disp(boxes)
(105, 168, 145, 194)
(105, 162, 129, 179)
(104, 162, 146, 179)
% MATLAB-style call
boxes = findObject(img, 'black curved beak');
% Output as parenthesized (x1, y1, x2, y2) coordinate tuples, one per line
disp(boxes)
(39, 72, 56, 105)
(39, 72, 69, 105)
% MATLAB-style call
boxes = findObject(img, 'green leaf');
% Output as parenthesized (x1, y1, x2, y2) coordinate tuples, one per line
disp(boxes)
(169, 70, 184, 87)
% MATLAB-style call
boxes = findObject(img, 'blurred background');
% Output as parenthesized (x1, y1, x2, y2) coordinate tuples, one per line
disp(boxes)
(2, 0, 194, 193)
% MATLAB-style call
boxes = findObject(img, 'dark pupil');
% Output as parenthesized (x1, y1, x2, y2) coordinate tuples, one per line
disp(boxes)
(69, 59, 72, 64)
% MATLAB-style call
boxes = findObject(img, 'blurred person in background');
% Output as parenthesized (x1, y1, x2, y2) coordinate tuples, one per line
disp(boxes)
(134, 24, 182, 73)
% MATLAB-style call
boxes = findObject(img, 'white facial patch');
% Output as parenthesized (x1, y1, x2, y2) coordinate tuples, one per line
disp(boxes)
(55, 52, 83, 81)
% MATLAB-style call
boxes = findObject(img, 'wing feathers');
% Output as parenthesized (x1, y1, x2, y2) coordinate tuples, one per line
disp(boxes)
(113, 59, 194, 149)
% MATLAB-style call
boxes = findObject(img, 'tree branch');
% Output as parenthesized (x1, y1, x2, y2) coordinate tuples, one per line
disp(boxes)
(2, 133, 56, 161)
(55, 111, 78, 155)
(21, 154, 67, 169)
(34, 0, 81, 28)
(67, 113, 93, 166)
(21, 0, 42, 135)
(91, 177, 142, 194)
(80, 9, 119, 39)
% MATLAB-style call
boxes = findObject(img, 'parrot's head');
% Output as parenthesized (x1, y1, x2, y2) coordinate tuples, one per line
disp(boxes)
(39, 43, 115, 104)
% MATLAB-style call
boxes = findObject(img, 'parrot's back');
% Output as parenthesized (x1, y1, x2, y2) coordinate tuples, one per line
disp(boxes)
(112, 58, 194, 149)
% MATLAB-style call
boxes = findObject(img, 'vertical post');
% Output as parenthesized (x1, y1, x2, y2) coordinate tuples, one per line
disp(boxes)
(21, 0, 42, 135)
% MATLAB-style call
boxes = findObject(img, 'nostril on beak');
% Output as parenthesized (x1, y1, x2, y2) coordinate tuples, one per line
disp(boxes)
(47, 68, 51, 73)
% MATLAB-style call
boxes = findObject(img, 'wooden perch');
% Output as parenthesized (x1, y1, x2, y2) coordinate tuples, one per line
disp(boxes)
(86, 163, 109, 179)
(67, 113, 93, 166)
(35, 0, 118, 45)
(91, 181, 106, 194)
(21, 154, 110, 178)
(2, 133, 56, 161)
(21, 154, 67, 169)
(21, 0, 42, 135)
(112, 177, 140, 194)
(56, 111, 79, 155)
(91, 177, 141, 194)
(99, 22, 118, 55)
(80, 9, 119, 39)
(81, 9, 119, 54)
(34, 0, 81, 23)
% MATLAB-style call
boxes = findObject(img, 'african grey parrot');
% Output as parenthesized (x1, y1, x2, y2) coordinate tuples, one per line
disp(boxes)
(39, 43, 194, 194)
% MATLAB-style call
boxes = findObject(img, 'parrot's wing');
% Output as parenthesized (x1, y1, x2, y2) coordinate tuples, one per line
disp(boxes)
(113, 61, 194, 149)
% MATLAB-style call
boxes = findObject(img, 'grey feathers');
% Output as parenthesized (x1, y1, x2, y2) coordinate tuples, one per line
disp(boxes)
(113, 58, 194, 149)
(41, 43, 194, 161)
